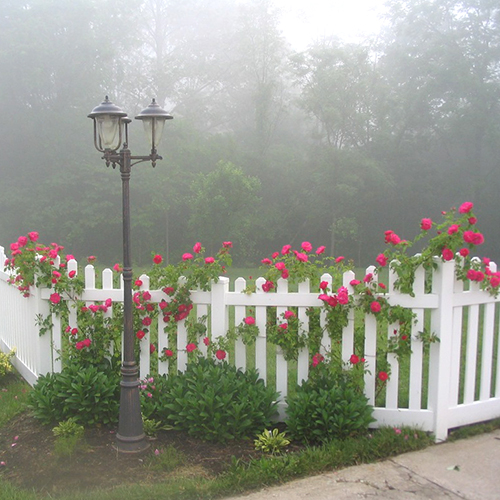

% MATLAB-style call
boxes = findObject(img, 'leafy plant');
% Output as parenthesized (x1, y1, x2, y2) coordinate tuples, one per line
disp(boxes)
(286, 370, 375, 444)
(52, 418, 85, 458)
(142, 418, 172, 437)
(254, 428, 291, 455)
(0, 348, 15, 379)
(29, 364, 120, 426)
(52, 417, 84, 439)
(154, 357, 279, 443)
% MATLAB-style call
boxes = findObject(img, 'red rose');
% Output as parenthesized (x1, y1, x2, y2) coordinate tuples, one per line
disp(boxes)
(215, 350, 226, 360)
(378, 371, 389, 381)
(350, 354, 360, 364)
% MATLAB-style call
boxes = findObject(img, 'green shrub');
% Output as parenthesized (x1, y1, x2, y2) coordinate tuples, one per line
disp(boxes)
(286, 371, 374, 444)
(154, 357, 279, 443)
(0, 349, 15, 379)
(29, 364, 120, 426)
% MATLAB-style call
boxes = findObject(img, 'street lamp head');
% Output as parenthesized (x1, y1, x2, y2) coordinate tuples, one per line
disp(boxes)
(135, 99, 173, 152)
(88, 96, 128, 152)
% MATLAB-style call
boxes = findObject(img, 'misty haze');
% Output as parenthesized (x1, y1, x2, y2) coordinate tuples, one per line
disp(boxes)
(1, 0, 499, 266)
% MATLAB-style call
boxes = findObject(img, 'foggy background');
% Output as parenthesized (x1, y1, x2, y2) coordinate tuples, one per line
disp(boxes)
(1, 0, 499, 267)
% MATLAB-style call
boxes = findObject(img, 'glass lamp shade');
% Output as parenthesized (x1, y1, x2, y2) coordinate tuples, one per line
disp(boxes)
(88, 97, 128, 152)
(135, 99, 173, 150)
(95, 115, 123, 151)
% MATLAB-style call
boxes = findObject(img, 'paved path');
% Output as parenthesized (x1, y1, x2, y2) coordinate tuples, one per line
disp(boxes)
(225, 429, 500, 499)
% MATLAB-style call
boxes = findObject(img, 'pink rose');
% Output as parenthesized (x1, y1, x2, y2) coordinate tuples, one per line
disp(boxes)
(312, 352, 324, 367)
(319, 281, 328, 290)
(186, 343, 197, 353)
(284, 310, 295, 319)
(275, 262, 286, 270)
(420, 218, 432, 231)
(281, 269, 289, 279)
(216, 350, 226, 360)
(364, 273, 373, 283)
(203, 337, 210, 346)
(153, 254, 163, 264)
(376, 253, 388, 267)
(75, 341, 84, 350)
(68, 270, 76, 278)
(316, 246, 326, 255)
(337, 287, 349, 305)
(28, 231, 39, 242)
(182, 253, 193, 261)
(370, 301, 381, 313)
(10, 242, 19, 252)
(223, 241, 232, 248)
(87, 255, 96, 263)
(193, 242, 202, 254)
(441, 248, 454, 261)
(335, 256, 345, 263)
(489, 275, 500, 287)
(244, 316, 255, 325)
(468, 217, 477, 225)
(50, 293, 61, 304)
(113, 263, 122, 272)
(164, 349, 174, 357)
(281, 244, 292, 255)
(459, 248, 469, 257)
(261, 258, 272, 265)
(18, 236, 28, 247)
(301, 241, 312, 252)
(205, 256, 215, 264)
(463, 231, 484, 245)
(296, 252, 308, 262)
(83, 338, 91, 347)
(350, 279, 361, 286)
(459, 202, 474, 214)
(448, 224, 460, 235)
(262, 280, 274, 292)
(142, 317, 152, 326)
(150, 343, 156, 354)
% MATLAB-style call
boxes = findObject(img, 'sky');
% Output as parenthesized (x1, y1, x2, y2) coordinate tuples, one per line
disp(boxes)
(274, 0, 388, 49)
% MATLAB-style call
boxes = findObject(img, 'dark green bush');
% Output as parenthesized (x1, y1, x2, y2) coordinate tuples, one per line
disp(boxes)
(154, 357, 279, 442)
(29, 364, 120, 426)
(286, 371, 374, 444)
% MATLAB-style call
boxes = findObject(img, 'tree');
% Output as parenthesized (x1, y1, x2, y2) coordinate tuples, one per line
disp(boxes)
(188, 161, 261, 262)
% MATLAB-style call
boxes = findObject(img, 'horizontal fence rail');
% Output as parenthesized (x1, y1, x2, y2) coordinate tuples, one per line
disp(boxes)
(1, 245, 500, 441)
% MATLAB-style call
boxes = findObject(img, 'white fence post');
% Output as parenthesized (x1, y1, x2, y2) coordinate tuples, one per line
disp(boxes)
(429, 259, 455, 441)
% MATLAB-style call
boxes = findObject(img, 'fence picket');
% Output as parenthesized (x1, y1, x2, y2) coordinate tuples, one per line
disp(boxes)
(255, 277, 268, 382)
(233, 277, 247, 371)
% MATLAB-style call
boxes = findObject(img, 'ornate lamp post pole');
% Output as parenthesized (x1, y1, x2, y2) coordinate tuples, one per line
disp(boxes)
(88, 96, 173, 453)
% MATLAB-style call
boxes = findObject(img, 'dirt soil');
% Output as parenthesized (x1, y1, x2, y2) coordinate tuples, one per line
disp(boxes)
(0, 412, 298, 496)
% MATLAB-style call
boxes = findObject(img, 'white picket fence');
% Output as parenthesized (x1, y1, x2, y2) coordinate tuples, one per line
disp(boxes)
(1, 244, 500, 441)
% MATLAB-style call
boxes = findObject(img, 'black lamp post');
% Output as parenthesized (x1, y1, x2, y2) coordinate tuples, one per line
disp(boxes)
(88, 96, 173, 453)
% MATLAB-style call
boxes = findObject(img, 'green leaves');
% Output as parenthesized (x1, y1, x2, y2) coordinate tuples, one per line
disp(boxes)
(149, 358, 279, 443)
(29, 364, 120, 426)
(286, 374, 375, 444)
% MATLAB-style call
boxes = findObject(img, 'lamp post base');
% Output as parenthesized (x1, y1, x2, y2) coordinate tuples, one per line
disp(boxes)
(113, 433, 150, 454)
